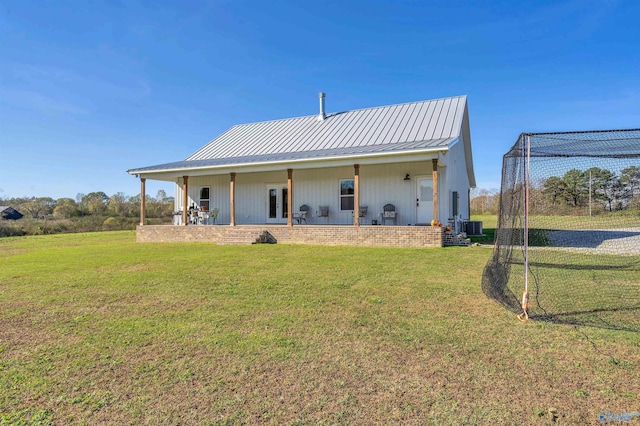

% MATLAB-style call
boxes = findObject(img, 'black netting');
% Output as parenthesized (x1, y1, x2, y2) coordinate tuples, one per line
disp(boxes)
(483, 129, 640, 331)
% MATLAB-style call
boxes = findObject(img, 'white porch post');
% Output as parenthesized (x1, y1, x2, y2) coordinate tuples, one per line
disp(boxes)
(287, 169, 293, 227)
(230, 172, 236, 226)
(139, 178, 146, 226)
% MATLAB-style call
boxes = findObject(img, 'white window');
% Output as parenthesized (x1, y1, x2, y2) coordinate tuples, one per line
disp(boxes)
(340, 179, 354, 211)
(199, 187, 210, 210)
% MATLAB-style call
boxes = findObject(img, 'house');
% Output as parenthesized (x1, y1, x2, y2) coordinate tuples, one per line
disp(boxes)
(127, 94, 475, 247)
(0, 206, 24, 220)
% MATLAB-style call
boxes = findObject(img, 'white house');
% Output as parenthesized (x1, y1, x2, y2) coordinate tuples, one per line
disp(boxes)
(128, 94, 475, 236)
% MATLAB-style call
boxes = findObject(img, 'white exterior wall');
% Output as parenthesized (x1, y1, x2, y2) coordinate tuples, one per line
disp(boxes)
(174, 160, 444, 225)
(442, 135, 472, 221)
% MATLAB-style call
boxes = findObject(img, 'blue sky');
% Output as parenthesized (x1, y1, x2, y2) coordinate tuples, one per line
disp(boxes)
(1, 0, 638, 200)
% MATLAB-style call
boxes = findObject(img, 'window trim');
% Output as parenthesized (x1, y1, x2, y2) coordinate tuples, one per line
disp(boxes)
(339, 179, 355, 211)
(199, 186, 210, 210)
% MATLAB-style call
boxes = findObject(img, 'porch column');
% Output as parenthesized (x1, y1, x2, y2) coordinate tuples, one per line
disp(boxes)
(287, 169, 293, 227)
(432, 159, 439, 224)
(182, 176, 189, 226)
(230, 172, 236, 226)
(139, 178, 146, 226)
(354, 164, 360, 227)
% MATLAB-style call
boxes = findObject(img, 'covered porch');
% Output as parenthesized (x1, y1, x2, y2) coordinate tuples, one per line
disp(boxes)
(135, 158, 448, 229)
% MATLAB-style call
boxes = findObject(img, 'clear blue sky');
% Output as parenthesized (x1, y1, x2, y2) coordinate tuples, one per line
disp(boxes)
(1, 0, 639, 200)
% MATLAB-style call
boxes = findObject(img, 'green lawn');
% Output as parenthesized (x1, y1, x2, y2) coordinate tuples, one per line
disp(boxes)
(1, 231, 639, 425)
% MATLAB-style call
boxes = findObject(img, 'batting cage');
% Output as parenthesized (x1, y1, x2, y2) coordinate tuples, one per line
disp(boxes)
(482, 129, 640, 331)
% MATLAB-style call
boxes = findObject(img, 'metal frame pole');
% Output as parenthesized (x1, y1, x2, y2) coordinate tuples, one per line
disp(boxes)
(519, 134, 531, 321)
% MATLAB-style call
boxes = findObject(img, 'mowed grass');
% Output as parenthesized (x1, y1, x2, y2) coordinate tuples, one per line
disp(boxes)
(1, 232, 639, 425)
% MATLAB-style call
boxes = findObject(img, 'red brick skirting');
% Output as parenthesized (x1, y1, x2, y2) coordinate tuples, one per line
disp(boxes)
(136, 225, 444, 248)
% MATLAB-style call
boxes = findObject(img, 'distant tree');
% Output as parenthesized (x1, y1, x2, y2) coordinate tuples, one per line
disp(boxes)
(108, 192, 129, 216)
(470, 188, 499, 215)
(542, 176, 566, 205)
(562, 169, 588, 207)
(621, 166, 640, 199)
(20, 197, 55, 219)
(82, 192, 109, 215)
(53, 198, 79, 219)
(155, 189, 167, 202)
(586, 167, 622, 212)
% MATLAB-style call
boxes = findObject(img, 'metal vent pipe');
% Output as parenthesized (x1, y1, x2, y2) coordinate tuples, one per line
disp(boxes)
(317, 92, 326, 121)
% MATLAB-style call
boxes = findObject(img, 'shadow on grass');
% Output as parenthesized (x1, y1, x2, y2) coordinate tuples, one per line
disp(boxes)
(511, 259, 640, 271)
(482, 252, 640, 332)
(469, 228, 495, 245)
(531, 306, 640, 333)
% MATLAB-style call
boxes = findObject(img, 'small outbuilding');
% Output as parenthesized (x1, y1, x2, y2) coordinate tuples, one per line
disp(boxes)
(0, 206, 24, 220)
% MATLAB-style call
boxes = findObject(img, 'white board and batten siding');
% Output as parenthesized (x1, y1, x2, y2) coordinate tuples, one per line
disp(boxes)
(176, 159, 454, 226)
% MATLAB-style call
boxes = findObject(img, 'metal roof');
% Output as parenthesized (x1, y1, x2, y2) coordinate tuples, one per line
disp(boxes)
(129, 95, 468, 174)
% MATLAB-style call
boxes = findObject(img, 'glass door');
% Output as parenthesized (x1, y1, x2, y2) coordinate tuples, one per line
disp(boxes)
(416, 177, 434, 224)
(266, 184, 288, 223)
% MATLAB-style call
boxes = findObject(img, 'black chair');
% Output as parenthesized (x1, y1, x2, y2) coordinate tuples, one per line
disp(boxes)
(293, 204, 310, 224)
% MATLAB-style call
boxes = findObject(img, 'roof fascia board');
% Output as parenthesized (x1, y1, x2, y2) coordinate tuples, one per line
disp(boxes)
(132, 147, 450, 179)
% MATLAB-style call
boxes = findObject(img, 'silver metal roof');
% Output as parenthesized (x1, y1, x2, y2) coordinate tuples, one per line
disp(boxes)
(129, 95, 468, 174)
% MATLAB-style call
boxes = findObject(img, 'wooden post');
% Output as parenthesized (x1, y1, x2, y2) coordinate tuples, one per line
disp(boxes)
(432, 159, 439, 224)
(139, 178, 146, 226)
(230, 172, 236, 226)
(354, 164, 360, 227)
(287, 169, 293, 227)
(182, 176, 189, 226)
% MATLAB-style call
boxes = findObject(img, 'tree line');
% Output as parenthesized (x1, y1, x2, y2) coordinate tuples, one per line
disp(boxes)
(0, 190, 174, 237)
(540, 166, 639, 212)
(469, 166, 640, 216)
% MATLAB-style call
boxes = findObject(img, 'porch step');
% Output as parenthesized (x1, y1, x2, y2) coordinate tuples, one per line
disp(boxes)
(443, 230, 471, 247)
(217, 228, 275, 245)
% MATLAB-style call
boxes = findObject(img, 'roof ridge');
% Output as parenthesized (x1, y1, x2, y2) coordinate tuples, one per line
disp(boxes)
(227, 95, 468, 128)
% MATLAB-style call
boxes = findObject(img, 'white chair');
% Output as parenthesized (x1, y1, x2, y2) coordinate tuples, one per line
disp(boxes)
(317, 205, 329, 221)
(198, 210, 210, 225)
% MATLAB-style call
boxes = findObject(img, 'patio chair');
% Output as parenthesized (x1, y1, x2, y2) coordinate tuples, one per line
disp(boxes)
(355, 206, 368, 224)
(381, 203, 397, 225)
(209, 208, 219, 225)
(317, 205, 329, 224)
(197, 210, 209, 225)
(293, 204, 310, 224)
(188, 208, 198, 225)
(172, 211, 182, 225)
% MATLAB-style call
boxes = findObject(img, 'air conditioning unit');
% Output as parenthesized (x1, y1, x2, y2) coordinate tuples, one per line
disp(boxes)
(464, 221, 483, 236)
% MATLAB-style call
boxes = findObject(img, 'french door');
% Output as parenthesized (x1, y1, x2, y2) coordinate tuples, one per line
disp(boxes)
(266, 184, 288, 224)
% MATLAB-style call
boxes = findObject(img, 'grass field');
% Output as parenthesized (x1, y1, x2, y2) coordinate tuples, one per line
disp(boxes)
(1, 231, 639, 425)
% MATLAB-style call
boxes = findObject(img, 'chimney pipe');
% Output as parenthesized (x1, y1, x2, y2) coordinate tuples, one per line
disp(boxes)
(317, 92, 326, 121)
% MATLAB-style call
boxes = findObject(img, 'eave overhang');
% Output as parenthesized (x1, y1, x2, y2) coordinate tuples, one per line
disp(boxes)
(128, 139, 456, 181)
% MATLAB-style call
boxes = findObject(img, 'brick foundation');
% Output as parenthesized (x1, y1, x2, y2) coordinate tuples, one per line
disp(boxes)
(136, 225, 444, 248)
